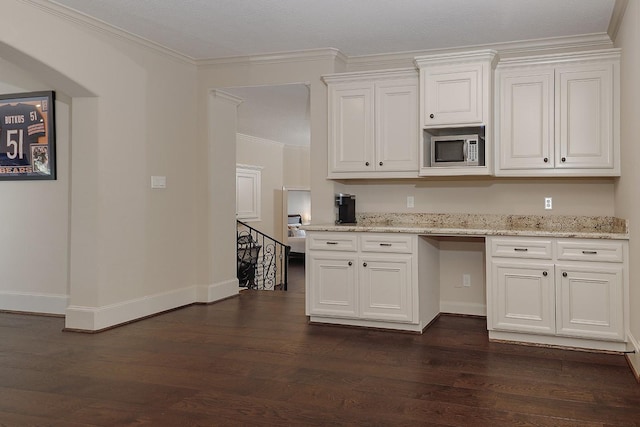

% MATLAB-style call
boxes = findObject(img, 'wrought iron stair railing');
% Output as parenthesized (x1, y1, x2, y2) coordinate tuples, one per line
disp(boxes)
(237, 220, 290, 291)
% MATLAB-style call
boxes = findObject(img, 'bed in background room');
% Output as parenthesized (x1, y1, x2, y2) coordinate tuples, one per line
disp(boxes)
(287, 214, 306, 256)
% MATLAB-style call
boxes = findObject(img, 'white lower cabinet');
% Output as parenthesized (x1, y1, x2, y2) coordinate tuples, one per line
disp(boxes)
(491, 260, 556, 335)
(487, 236, 628, 351)
(556, 263, 624, 341)
(306, 232, 439, 332)
(359, 255, 413, 322)
(308, 253, 358, 317)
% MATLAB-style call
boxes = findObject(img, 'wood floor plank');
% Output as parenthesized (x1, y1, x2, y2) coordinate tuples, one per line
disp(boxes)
(0, 261, 638, 426)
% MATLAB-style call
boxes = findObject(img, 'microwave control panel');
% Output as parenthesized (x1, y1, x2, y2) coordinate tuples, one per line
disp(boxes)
(467, 140, 478, 163)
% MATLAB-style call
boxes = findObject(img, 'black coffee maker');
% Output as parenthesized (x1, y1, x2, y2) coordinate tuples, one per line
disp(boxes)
(335, 193, 356, 224)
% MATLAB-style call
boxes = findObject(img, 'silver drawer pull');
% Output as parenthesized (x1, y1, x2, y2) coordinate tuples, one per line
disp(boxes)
(326, 241, 338, 245)
(379, 243, 392, 247)
(582, 250, 598, 255)
(514, 248, 529, 252)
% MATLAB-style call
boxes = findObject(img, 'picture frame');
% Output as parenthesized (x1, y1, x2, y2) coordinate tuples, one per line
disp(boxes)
(0, 91, 56, 180)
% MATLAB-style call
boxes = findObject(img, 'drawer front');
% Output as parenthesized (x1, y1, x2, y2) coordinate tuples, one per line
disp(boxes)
(490, 238, 553, 259)
(556, 240, 624, 263)
(360, 234, 414, 254)
(308, 233, 358, 251)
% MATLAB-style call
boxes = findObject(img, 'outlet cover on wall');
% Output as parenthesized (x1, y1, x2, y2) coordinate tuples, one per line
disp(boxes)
(407, 196, 415, 208)
(544, 197, 552, 210)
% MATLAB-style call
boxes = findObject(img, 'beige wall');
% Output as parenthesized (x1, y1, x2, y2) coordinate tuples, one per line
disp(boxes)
(614, 0, 640, 372)
(236, 134, 284, 239)
(0, 0, 633, 334)
(0, 1, 201, 329)
(343, 178, 615, 216)
(0, 64, 71, 313)
(284, 145, 311, 188)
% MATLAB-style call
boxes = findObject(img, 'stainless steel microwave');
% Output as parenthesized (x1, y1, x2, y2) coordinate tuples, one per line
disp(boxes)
(431, 134, 482, 167)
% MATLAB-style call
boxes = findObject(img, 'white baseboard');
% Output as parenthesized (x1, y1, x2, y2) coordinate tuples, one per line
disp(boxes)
(0, 291, 69, 315)
(626, 330, 640, 381)
(440, 301, 486, 317)
(64, 278, 240, 332)
(65, 285, 197, 331)
(197, 277, 239, 303)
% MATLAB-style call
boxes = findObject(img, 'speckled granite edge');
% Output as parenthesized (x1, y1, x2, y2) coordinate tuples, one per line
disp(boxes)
(302, 213, 629, 240)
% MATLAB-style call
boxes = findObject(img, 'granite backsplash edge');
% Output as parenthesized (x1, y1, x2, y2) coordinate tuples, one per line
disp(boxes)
(355, 213, 628, 234)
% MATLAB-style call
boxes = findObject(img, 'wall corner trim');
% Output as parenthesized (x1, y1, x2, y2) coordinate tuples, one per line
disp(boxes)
(196, 278, 239, 303)
(65, 285, 198, 331)
(0, 291, 69, 315)
(626, 331, 640, 382)
(439, 301, 487, 317)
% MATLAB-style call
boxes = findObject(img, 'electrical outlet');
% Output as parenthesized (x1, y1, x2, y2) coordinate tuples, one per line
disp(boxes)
(544, 197, 552, 210)
(407, 196, 414, 208)
(463, 274, 471, 287)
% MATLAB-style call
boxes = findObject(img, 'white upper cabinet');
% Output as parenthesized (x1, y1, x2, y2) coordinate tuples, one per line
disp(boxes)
(324, 69, 419, 179)
(327, 81, 375, 173)
(495, 50, 620, 177)
(421, 63, 483, 126)
(497, 69, 555, 170)
(415, 50, 497, 128)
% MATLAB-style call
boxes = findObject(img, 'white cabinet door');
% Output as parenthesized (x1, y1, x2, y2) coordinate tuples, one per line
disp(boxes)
(556, 65, 614, 170)
(375, 79, 419, 172)
(423, 64, 483, 126)
(359, 255, 413, 322)
(308, 253, 358, 317)
(497, 69, 554, 170)
(328, 82, 374, 173)
(491, 261, 555, 335)
(556, 264, 624, 341)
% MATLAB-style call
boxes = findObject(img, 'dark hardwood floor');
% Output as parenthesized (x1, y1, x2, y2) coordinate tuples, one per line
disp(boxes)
(1, 257, 639, 426)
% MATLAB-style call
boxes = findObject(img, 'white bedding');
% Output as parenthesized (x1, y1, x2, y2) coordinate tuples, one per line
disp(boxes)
(288, 235, 306, 254)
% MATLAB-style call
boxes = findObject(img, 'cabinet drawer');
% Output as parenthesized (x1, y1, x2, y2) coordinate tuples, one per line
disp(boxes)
(308, 233, 357, 251)
(490, 238, 553, 259)
(556, 240, 624, 263)
(360, 234, 414, 253)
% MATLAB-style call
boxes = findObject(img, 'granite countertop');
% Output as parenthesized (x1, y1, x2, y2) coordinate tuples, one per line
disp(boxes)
(302, 213, 629, 240)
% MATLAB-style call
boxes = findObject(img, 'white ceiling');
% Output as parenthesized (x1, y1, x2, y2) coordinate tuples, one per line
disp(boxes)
(47, 0, 618, 147)
(49, 0, 616, 61)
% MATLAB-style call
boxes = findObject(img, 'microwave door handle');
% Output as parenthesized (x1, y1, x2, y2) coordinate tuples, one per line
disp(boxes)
(463, 142, 467, 164)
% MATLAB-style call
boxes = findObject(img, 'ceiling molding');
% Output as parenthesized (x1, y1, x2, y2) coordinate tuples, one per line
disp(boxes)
(25, 0, 196, 65)
(346, 33, 614, 71)
(210, 90, 243, 106)
(237, 133, 285, 148)
(608, 0, 629, 42)
(196, 48, 348, 68)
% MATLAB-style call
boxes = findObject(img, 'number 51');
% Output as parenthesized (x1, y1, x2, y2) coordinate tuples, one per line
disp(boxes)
(7, 129, 24, 160)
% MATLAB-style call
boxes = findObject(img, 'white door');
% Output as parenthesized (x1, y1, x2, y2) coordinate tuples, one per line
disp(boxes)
(556, 64, 614, 169)
(359, 255, 413, 322)
(328, 82, 374, 173)
(491, 261, 555, 334)
(375, 78, 419, 172)
(556, 264, 624, 341)
(308, 254, 358, 317)
(423, 64, 482, 126)
(497, 69, 554, 171)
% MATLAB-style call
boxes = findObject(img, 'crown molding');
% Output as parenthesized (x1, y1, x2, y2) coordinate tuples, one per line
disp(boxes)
(322, 67, 417, 84)
(237, 133, 285, 148)
(210, 90, 243, 106)
(23, 0, 196, 65)
(608, 0, 629, 42)
(346, 33, 614, 71)
(196, 48, 347, 68)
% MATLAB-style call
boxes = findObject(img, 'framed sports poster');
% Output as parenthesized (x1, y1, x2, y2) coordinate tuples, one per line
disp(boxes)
(0, 91, 56, 180)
